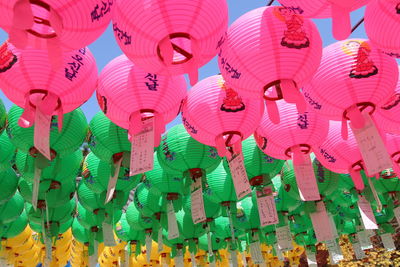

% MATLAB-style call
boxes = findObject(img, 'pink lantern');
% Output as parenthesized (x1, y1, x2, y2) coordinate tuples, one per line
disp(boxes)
(0, 41, 97, 159)
(277, 0, 371, 40)
(181, 75, 264, 158)
(365, 0, 400, 58)
(302, 39, 398, 137)
(0, 0, 112, 52)
(97, 55, 186, 176)
(315, 120, 366, 190)
(111, 0, 228, 85)
(218, 6, 322, 123)
(373, 66, 400, 135)
(254, 100, 329, 200)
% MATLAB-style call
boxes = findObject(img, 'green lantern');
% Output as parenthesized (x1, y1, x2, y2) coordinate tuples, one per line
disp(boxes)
(0, 210, 27, 239)
(0, 191, 24, 224)
(0, 98, 6, 134)
(77, 181, 129, 217)
(115, 213, 145, 245)
(16, 149, 83, 183)
(72, 218, 103, 255)
(126, 202, 154, 232)
(288, 213, 313, 236)
(18, 176, 75, 208)
(0, 132, 16, 172)
(181, 211, 206, 254)
(312, 156, 340, 197)
(377, 223, 395, 235)
(133, 182, 162, 218)
(87, 111, 131, 164)
(373, 169, 400, 195)
(272, 175, 302, 213)
(29, 217, 73, 236)
(76, 203, 122, 231)
(294, 230, 316, 247)
(82, 152, 141, 194)
(233, 194, 261, 233)
(156, 124, 221, 177)
(182, 193, 220, 221)
(26, 198, 76, 226)
(198, 232, 227, 263)
(0, 168, 18, 205)
(7, 105, 87, 158)
(224, 135, 285, 186)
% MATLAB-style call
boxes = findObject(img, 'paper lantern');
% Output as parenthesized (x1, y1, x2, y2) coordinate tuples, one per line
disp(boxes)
(182, 75, 263, 158)
(0, 168, 18, 205)
(7, 105, 88, 159)
(272, 175, 302, 213)
(365, 0, 400, 58)
(112, 0, 228, 85)
(76, 204, 121, 231)
(218, 6, 322, 122)
(133, 182, 162, 218)
(115, 213, 145, 246)
(0, 210, 27, 239)
(82, 152, 141, 194)
(0, 44, 96, 155)
(277, 0, 371, 40)
(302, 39, 398, 127)
(26, 198, 75, 227)
(233, 194, 262, 232)
(126, 202, 154, 232)
(373, 67, 400, 135)
(0, 0, 112, 51)
(0, 192, 24, 224)
(72, 218, 104, 246)
(0, 132, 16, 172)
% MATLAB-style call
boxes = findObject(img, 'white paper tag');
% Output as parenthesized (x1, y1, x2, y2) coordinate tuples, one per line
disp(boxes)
(250, 241, 264, 264)
(256, 186, 278, 227)
(130, 117, 154, 176)
(276, 226, 293, 251)
(228, 152, 251, 200)
(325, 239, 343, 264)
(34, 109, 52, 160)
(381, 233, 395, 251)
(190, 252, 196, 267)
(230, 250, 238, 267)
(175, 249, 184, 267)
(122, 245, 130, 267)
(293, 159, 320, 201)
(310, 202, 333, 242)
(351, 113, 392, 175)
(352, 241, 365, 259)
(167, 201, 179, 240)
(146, 233, 152, 262)
(207, 224, 214, 257)
(32, 166, 42, 211)
(328, 214, 339, 239)
(102, 222, 116, 247)
(358, 230, 373, 250)
(394, 206, 400, 225)
(44, 235, 52, 261)
(105, 156, 123, 204)
(190, 177, 206, 224)
(306, 252, 317, 267)
(358, 196, 378, 229)
(274, 243, 284, 261)
(157, 227, 163, 253)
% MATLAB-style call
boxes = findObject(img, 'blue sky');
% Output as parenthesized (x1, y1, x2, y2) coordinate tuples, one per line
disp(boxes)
(0, 1, 379, 130)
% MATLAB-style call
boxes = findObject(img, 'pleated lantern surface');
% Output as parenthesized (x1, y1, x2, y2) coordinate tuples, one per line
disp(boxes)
(77, 181, 129, 217)
(0, 0, 112, 51)
(18, 176, 75, 208)
(29, 217, 73, 237)
(133, 182, 162, 219)
(0, 98, 5, 133)
(0, 210, 27, 239)
(315, 120, 368, 190)
(180, 211, 206, 252)
(145, 155, 184, 211)
(365, 0, 400, 58)
(72, 219, 104, 247)
(302, 39, 398, 128)
(272, 175, 302, 213)
(0, 132, 16, 172)
(0, 168, 18, 205)
(7, 106, 87, 158)
(233, 193, 262, 233)
(156, 124, 221, 178)
(0, 44, 96, 139)
(218, 6, 322, 123)
(115, 213, 145, 248)
(255, 100, 328, 161)
(181, 75, 264, 158)
(77, 203, 121, 231)
(373, 66, 400, 135)
(312, 157, 341, 197)
(0, 191, 24, 224)
(373, 169, 400, 195)
(15, 149, 82, 182)
(125, 202, 154, 232)
(112, 0, 228, 85)
(82, 152, 141, 194)
(182, 192, 221, 222)
(97, 55, 187, 148)
(277, 0, 371, 40)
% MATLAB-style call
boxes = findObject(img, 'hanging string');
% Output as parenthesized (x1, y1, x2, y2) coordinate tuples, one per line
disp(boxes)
(351, 18, 364, 33)
(267, 0, 275, 6)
